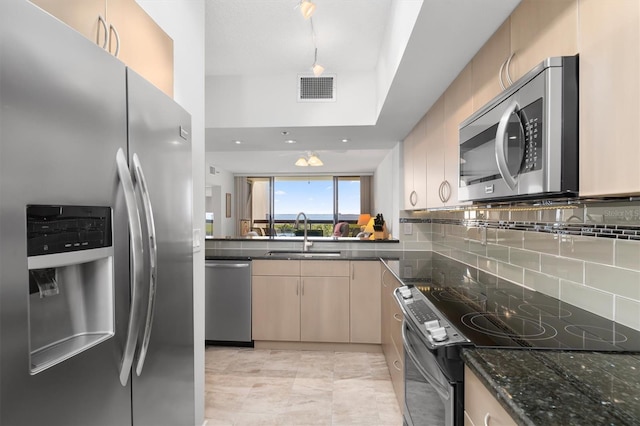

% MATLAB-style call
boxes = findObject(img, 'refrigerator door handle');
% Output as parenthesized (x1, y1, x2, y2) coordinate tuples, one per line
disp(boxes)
(115, 148, 145, 386)
(131, 153, 158, 377)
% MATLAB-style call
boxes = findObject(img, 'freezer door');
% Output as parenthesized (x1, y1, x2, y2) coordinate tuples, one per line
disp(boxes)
(126, 69, 195, 426)
(0, 1, 131, 425)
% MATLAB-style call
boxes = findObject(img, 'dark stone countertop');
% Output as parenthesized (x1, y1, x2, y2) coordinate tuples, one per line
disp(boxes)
(204, 248, 428, 261)
(462, 348, 640, 425)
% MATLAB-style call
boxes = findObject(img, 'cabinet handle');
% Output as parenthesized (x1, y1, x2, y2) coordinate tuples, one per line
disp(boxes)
(302, 279, 304, 296)
(393, 313, 403, 322)
(483, 413, 491, 426)
(352, 264, 355, 280)
(393, 359, 402, 371)
(504, 52, 515, 86)
(409, 190, 418, 207)
(97, 15, 108, 49)
(442, 180, 451, 203)
(498, 58, 507, 90)
(438, 181, 445, 203)
(109, 24, 120, 57)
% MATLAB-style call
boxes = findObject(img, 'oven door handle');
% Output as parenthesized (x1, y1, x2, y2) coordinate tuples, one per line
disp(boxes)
(402, 321, 451, 401)
(495, 99, 520, 191)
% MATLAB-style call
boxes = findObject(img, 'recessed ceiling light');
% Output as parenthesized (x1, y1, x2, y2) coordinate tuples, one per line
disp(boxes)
(285, 140, 297, 144)
(341, 139, 349, 143)
(233, 140, 242, 144)
(281, 131, 289, 135)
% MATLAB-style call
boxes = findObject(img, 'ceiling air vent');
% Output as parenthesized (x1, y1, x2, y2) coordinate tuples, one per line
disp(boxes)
(298, 74, 336, 102)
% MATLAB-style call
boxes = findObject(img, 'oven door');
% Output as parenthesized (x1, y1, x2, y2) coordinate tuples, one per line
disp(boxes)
(402, 320, 458, 426)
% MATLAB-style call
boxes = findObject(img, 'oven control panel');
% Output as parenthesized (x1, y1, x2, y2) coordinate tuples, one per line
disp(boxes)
(396, 286, 469, 347)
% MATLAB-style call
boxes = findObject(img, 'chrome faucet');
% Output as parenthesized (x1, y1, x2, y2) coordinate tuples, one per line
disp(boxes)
(294, 211, 313, 252)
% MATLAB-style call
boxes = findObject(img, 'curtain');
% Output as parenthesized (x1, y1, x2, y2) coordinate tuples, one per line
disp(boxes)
(360, 175, 372, 214)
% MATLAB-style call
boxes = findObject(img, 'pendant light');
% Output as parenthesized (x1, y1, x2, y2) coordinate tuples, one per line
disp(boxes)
(299, 0, 316, 19)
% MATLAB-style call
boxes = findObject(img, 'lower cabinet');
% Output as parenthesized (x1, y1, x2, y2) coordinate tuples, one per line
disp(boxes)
(251, 260, 301, 341)
(253, 259, 371, 343)
(464, 365, 516, 426)
(350, 261, 382, 344)
(381, 267, 405, 408)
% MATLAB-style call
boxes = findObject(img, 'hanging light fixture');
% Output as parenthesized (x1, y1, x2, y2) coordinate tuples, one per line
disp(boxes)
(295, 152, 323, 167)
(312, 47, 324, 77)
(307, 153, 323, 166)
(299, 0, 316, 19)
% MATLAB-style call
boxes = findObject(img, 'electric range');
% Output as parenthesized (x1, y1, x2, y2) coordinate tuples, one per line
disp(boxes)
(391, 252, 640, 426)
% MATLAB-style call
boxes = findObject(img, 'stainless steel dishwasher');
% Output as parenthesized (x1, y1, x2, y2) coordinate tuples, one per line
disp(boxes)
(205, 260, 252, 345)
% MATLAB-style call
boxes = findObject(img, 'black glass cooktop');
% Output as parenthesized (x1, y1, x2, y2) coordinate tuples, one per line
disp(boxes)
(398, 253, 640, 352)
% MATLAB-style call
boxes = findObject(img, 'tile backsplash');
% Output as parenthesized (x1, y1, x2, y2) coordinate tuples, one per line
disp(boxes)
(400, 200, 640, 332)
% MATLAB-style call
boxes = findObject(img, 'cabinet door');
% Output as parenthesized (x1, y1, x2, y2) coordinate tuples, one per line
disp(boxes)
(300, 277, 349, 342)
(252, 276, 300, 341)
(444, 64, 473, 207)
(29, 0, 107, 44)
(349, 261, 381, 344)
(403, 115, 428, 210)
(425, 95, 445, 208)
(106, 0, 173, 97)
(509, 0, 578, 82)
(464, 366, 517, 426)
(471, 19, 510, 112)
(579, 0, 640, 196)
(403, 124, 416, 210)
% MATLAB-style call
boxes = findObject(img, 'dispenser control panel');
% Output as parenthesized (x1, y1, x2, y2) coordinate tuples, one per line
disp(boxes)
(26, 205, 112, 256)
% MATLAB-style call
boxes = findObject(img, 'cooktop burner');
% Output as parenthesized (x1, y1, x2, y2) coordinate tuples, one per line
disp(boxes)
(397, 253, 640, 352)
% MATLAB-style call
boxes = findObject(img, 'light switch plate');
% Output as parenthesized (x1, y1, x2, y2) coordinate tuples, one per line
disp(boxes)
(403, 223, 413, 235)
(193, 228, 201, 252)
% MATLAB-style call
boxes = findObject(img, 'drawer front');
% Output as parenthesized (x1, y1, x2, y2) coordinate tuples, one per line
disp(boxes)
(301, 260, 349, 277)
(252, 259, 300, 276)
(464, 366, 516, 426)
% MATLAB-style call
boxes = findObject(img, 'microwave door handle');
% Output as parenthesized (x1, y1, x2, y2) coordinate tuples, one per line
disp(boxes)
(495, 100, 519, 190)
(131, 153, 157, 377)
(115, 148, 145, 386)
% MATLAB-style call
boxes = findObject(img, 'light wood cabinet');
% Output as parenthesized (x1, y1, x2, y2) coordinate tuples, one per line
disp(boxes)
(443, 65, 473, 208)
(350, 261, 381, 344)
(105, 0, 173, 98)
(300, 276, 350, 342)
(464, 366, 517, 426)
(251, 260, 301, 341)
(471, 19, 511, 112)
(252, 275, 301, 341)
(509, 0, 578, 82)
(29, 0, 173, 97)
(425, 95, 446, 208)
(252, 260, 351, 343)
(403, 115, 428, 210)
(381, 267, 404, 407)
(300, 260, 350, 343)
(578, 0, 640, 197)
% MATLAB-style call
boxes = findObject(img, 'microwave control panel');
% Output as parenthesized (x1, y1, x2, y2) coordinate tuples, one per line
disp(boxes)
(520, 97, 543, 173)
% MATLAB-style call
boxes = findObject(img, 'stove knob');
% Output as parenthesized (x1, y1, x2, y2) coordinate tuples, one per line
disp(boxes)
(399, 288, 412, 299)
(429, 327, 448, 342)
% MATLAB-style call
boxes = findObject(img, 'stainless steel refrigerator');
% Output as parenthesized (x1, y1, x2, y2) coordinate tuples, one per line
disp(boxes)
(0, 1, 194, 424)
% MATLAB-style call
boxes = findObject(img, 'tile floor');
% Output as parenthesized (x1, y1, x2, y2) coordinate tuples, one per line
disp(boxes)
(204, 346, 402, 426)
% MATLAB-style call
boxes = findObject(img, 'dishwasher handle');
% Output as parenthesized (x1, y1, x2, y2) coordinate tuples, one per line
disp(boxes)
(206, 263, 250, 269)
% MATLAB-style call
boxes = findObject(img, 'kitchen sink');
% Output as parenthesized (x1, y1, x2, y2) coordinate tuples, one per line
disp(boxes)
(265, 250, 343, 259)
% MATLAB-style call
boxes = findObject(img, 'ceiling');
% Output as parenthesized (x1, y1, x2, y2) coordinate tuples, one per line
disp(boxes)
(204, 0, 521, 175)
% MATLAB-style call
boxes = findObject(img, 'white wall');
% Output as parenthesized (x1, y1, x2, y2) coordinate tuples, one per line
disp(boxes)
(205, 153, 236, 238)
(373, 142, 401, 238)
(205, 71, 377, 128)
(375, 0, 423, 116)
(135, 1, 205, 424)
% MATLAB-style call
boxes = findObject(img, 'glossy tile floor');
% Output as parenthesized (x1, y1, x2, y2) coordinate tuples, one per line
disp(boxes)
(204, 347, 402, 425)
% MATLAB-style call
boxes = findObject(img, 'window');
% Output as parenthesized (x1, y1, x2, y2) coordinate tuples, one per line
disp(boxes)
(247, 175, 367, 237)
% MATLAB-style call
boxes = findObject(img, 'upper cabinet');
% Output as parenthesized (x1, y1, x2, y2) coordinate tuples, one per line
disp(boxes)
(424, 95, 446, 208)
(471, 19, 511, 112)
(443, 65, 473, 208)
(403, 115, 427, 210)
(509, 0, 578, 82)
(30, 0, 173, 98)
(578, 0, 640, 197)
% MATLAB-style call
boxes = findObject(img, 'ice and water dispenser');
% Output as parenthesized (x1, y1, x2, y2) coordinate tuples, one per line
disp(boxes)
(26, 205, 114, 374)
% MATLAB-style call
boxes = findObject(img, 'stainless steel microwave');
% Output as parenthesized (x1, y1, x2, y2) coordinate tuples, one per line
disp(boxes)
(458, 56, 578, 202)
